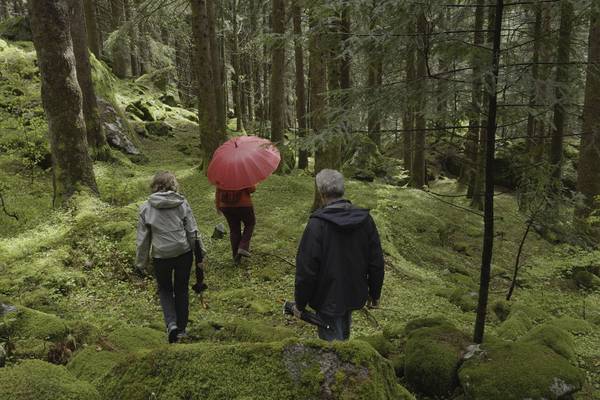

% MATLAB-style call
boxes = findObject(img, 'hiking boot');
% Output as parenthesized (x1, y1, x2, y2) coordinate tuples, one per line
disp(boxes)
(237, 248, 251, 258)
(167, 324, 179, 344)
(233, 253, 242, 265)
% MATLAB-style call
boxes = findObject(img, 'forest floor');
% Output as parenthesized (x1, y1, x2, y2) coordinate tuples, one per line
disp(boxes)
(0, 38, 599, 399)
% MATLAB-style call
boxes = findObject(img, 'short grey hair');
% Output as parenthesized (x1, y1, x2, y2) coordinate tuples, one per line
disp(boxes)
(316, 169, 345, 199)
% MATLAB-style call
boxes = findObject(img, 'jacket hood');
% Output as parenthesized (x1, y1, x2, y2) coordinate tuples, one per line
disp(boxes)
(148, 191, 185, 209)
(311, 200, 370, 229)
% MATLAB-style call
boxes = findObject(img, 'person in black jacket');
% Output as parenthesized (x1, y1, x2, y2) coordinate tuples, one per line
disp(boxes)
(293, 169, 385, 341)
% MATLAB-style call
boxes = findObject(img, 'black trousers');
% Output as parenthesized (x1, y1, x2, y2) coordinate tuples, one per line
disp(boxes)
(153, 251, 192, 331)
(220, 207, 256, 257)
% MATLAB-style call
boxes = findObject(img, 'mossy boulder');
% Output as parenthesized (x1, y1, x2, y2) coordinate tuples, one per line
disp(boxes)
(458, 342, 585, 400)
(146, 121, 174, 137)
(101, 340, 414, 400)
(356, 334, 395, 357)
(521, 323, 576, 361)
(0, 306, 69, 342)
(404, 323, 471, 397)
(547, 316, 595, 335)
(496, 305, 550, 341)
(189, 319, 296, 343)
(135, 67, 174, 92)
(67, 325, 165, 384)
(404, 316, 454, 334)
(0, 359, 101, 400)
(573, 270, 600, 290)
(449, 288, 478, 312)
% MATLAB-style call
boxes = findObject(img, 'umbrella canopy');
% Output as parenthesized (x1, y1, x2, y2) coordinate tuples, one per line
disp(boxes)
(207, 136, 280, 190)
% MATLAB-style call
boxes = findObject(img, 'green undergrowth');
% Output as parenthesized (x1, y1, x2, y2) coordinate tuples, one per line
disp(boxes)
(0, 37, 599, 398)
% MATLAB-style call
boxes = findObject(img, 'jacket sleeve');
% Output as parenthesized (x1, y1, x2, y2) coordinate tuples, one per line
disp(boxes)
(367, 216, 385, 301)
(295, 219, 322, 311)
(136, 206, 151, 271)
(183, 200, 205, 261)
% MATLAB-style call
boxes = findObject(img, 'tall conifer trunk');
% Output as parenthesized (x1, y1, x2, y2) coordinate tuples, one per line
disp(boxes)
(30, 0, 98, 204)
(575, 2, 600, 221)
(69, 0, 110, 160)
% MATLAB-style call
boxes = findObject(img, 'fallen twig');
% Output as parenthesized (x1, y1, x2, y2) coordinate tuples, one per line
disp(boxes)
(255, 251, 295, 267)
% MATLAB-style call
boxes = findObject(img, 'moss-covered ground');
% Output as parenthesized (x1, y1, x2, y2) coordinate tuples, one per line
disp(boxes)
(0, 38, 599, 399)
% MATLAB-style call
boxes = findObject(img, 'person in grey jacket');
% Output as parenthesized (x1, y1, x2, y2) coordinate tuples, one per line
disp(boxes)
(136, 171, 205, 343)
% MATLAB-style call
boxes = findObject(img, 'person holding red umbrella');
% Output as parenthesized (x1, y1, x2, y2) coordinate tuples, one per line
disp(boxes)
(207, 136, 280, 264)
(215, 186, 256, 263)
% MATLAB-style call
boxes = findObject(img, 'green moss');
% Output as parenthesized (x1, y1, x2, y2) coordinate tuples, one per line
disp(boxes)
(67, 347, 128, 385)
(190, 319, 296, 343)
(404, 316, 454, 335)
(449, 288, 478, 312)
(521, 323, 576, 361)
(104, 326, 166, 351)
(382, 323, 404, 340)
(101, 340, 414, 400)
(404, 324, 470, 397)
(12, 338, 51, 359)
(491, 300, 511, 322)
(573, 270, 600, 290)
(496, 304, 550, 341)
(0, 359, 101, 400)
(356, 334, 394, 357)
(0, 306, 69, 342)
(459, 342, 586, 400)
(547, 316, 595, 335)
(90, 53, 117, 103)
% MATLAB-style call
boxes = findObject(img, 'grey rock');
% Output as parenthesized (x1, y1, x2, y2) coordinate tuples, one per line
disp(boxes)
(98, 98, 140, 155)
(146, 121, 173, 137)
(212, 223, 226, 239)
(0, 303, 17, 317)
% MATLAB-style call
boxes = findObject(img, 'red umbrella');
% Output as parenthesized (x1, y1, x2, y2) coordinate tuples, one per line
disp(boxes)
(207, 136, 281, 190)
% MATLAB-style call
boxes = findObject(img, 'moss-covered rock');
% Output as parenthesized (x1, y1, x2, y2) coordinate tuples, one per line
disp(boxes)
(189, 319, 296, 343)
(67, 347, 128, 385)
(0, 306, 69, 342)
(404, 323, 471, 397)
(101, 340, 414, 400)
(404, 316, 454, 335)
(547, 316, 595, 335)
(573, 270, 600, 290)
(491, 300, 511, 322)
(146, 120, 174, 137)
(449, 288, 478, 312)
(0, 359, 101, 400)
(496, 305, 549, 341)
(459, 342, 585, 400)
(521, 323, 576, 361)
(356, 334, 394, 357)
(103, 325, 166, 351)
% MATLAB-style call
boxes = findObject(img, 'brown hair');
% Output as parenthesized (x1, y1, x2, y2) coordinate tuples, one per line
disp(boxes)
(151, 171, 179, 193)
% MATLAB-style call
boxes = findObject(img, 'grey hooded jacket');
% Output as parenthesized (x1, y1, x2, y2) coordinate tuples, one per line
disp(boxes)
(136, 191, 204, 271)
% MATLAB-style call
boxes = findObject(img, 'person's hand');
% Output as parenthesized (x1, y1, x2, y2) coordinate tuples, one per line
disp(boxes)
(216, 207, 223, 216)
(367, 297, 380, 309)
(292, 304, 303, 318)
(196, 261, 205, 270)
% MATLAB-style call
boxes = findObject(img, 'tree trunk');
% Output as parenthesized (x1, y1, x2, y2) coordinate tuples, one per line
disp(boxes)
(533, 3, 552, 163)
(123, 0, 140, 77)
(470, 1, 495, 210)
(207, 0, 226, 134)
(82, 0, 101, 58)
(134, 0, 150, 74)
(0, 1, 8, 20)
(549, 0, 574, 185)
(69, 0, 110, 161)
(270, 0, 286, 168)
(175, 35, 193, 106)
(109, 0, 130, 78)
(309, 7, 337, 210)
(402, 21, 415, 175)
(474, 0, 504, 345)
(525, 3, 542, 155)
(575, 3, 600, 221)
(30, 0, 98, 204)
(410, 10, 427, 189)
(463, 0, 485, 192)
(191, 0, 224, 163)
(293, 0, 308, 169)
(367, 59, 383, 147)
(231, 0, 244, 131)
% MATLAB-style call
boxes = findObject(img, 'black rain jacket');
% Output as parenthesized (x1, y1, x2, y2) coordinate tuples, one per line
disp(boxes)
(294, 200, 385, 316)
